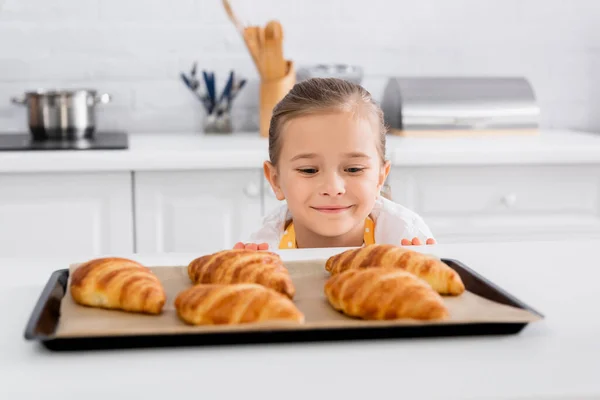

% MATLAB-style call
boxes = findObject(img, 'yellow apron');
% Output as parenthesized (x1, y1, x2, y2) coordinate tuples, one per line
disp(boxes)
(279, 217, 375, 249)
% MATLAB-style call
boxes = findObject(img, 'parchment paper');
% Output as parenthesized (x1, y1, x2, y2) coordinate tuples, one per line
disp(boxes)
(54, 259, 541, 338)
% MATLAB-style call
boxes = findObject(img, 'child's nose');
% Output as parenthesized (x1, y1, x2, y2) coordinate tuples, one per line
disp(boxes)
(320, 174, 345, 196)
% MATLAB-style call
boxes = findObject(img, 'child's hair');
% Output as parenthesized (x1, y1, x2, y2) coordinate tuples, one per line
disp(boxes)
(268, 78, 387, 166)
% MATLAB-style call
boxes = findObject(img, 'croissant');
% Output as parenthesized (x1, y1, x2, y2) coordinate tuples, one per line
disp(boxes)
(188, 249, 295, 298)
(324, 267, 449, 321)
(175, 283, 305, 325)
(70, 257, 166, 315)
(325, 244, 465, 296)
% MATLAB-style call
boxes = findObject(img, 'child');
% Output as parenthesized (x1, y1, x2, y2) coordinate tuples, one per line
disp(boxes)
(234, 77, 435, 251)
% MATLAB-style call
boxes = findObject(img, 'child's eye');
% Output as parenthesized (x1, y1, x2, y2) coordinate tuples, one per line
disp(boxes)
(297, 168, 318, 175)
(346, 167, 365, 174)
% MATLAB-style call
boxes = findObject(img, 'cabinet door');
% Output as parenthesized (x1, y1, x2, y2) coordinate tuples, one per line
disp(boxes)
(388, 165, 600, 243)
(0, 172, 134, 257)
(134, 170, 263, 253)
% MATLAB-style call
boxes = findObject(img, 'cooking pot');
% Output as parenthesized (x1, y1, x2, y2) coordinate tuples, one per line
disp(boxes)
(296, 64, 363, 85)
(11, 89, 111, 140)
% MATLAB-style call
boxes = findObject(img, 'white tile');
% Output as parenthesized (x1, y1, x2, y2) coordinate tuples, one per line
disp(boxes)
(0, 0, 99, 21)
(98, 0, 200, 23)
(0, 0, 599, 132)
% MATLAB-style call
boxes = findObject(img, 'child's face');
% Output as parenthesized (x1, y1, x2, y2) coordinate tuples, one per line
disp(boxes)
(265, 110, 391, 240)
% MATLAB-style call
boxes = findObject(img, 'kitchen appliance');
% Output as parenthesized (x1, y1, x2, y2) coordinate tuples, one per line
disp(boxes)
(380, 77, 540, 137)
(297, 64, 363, 84)
(11, 89, 111, 140)
(0, 131, 128, 151)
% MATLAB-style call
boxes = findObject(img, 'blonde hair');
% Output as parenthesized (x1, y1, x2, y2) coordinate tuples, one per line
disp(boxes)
(268, 78, 387, 166)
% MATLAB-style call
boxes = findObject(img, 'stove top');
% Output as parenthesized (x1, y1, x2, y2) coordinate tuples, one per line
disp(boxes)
(0, 131, 129, 151)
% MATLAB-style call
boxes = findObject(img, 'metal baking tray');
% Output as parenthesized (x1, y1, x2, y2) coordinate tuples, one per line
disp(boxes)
(24, 259, 543, 352)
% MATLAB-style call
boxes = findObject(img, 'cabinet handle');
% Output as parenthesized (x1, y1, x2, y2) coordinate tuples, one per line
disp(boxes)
(244, 182, 260, 198)
(501, 193, 517, 208)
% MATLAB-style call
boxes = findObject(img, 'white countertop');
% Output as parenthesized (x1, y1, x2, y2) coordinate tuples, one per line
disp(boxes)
(1, 129, 600, 173)
(1, 240, 599, 400)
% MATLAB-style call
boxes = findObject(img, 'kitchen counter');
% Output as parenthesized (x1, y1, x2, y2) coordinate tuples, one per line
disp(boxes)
(1, 240, 599, 400)
(0, 129, 600, 173)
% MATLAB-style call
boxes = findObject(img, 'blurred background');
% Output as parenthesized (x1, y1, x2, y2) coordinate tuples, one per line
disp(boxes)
(1, 0, 600, 258)
(0, 0, 599, 132)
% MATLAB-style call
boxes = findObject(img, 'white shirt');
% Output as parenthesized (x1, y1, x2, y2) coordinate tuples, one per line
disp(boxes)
(246, 196, 435, 249)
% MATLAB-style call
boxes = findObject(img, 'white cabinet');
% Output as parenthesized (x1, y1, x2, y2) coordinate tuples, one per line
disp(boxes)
(0, 172, 133, 257)
(2, 161, 600, 258)
(388, 165, 600, 243)
(134, 170, 263, 253)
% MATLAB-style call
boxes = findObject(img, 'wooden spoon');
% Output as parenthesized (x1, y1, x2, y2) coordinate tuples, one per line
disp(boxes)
(222, 0, 244, 35)
(263, 20, 287, 80)
(243, 26, 263, 78)
(222, 0, 264, 77)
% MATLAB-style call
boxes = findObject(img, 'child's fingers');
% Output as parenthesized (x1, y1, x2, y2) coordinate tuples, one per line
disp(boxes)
(411, 237, 422, 245)
(245, 243, 258, 251)
(400, 238, 412, 246)
(257, 243, 269, 250)
(426, 238, 436, 245)
(233, 242, 245, 249)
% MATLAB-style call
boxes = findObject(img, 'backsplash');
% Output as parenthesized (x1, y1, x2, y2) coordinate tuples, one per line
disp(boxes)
(0, 0, 599, 134)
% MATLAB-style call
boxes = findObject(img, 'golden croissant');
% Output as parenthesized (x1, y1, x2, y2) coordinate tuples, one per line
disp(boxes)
(324, 267, 449, 321)
(70, 257, 166, 315)
(188, 249, 295, 298)
(175, 283, 305, 325)
(325, 244, 465, 295)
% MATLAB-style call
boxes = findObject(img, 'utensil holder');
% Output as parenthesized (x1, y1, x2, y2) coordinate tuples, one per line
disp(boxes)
(204, 110, 233, 135)
(259, 60, 296, 138)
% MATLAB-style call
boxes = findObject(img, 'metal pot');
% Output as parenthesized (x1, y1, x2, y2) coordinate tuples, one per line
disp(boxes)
(297, 64, 364, 85)
(11, 89, 111, 140)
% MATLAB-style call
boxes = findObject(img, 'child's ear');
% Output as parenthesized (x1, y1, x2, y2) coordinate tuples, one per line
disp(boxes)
(377, 160, 391, 193)
(263, 161, 286, 201)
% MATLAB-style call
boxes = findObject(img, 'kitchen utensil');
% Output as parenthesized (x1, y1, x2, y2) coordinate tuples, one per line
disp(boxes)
(24, 257, 542, 351)
(11, 89, 111, 141)
(220, 2, 295, 135)
(180, 72, 212, 113)
(297, 64, 363, 84)
(180, 66, 247, 134)
(202, 70, 217, 114)
(221, 0, 296, 136)
(189, 62, 200, 90)
(222, 0, 245, 35)
(243, 26, 263, 78)
(229, 77, 247, 103)
(260, 60, 295, 137)
(221, 0, 261, 76)
(263, 20, 287, 80)
(216, 70, 235, 115)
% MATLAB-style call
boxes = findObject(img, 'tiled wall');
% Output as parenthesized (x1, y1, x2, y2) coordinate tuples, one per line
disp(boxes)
(0, 0, 599, 134)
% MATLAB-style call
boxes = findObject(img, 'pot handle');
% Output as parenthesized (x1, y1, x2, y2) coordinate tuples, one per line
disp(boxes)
(94, 93, 111, 104)
(11, 96, 26, 105)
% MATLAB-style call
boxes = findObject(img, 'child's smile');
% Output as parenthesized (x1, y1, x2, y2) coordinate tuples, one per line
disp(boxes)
(310, 205, 354, 214)
(264, 109, 390, 248)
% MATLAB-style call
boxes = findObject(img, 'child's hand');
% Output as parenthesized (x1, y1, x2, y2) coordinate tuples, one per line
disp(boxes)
(233, 242, 269, 251)
(401, 237, 436, 246)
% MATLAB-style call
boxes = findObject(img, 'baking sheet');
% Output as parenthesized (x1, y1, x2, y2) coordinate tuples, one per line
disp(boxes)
(55, 259, 541, 338)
